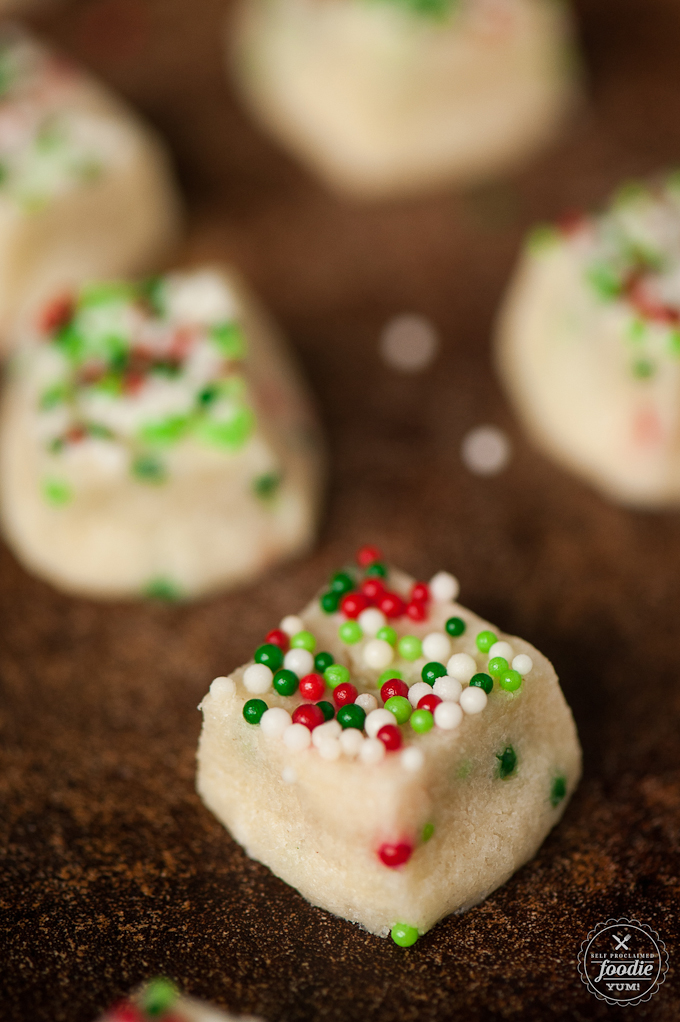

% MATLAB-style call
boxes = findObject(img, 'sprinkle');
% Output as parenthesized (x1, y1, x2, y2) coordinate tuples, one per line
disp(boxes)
(470, 672, 493, 694)
(361, 577, 386, 602)
(400, 747, 425, 772)
(290, 630, 316, 652)
(318, 738, 342, 760)
(422, 823, 435, 842)
(359, 737, 386, 764)
(417, 693, 441, 713)
(459, 686, 487, 715)
(260, 706, 292, 736)
(299, 672, 326, 701)
(339, 620, 363, 645)
(291, 704, 325, 731)
(461, 425, 511, 476)
(434, 701, 463, 730)
(273, 669, 298, 697)
(324, 664, 350, 689)
(243, 663, 273, 694)
(512, 654, 533, 675)
(496, 745, 517, 779)
(356, 692, 378, 714)
(336, 704, 366, 730)
(312, 719, 342, 747)
(254, 643, 284, 672)
(421, 661, 448, 686)
(363, 638, 394, 670)
(378, 667, 403, 685)
(377, 724, 402, 751)
(432, 676, 462, 702)
(365, 708, 396, 738)
(330, 571, 355, 595)
(446, 652, 477, 683)
(385, 695, 412, 724)
(281, 766, 297, 784)
(411, 581, 430, 604)
(487, 657, 508, 678)
(283, 723, 312, 751)
(476, 630, 497, 653)
(340, 728, 365, 757)
(243, 699, 268, 725)
(421, 633, 451, 663)
(406, 600, 427, 622)
(209, 676, 235, 699)
(499, 669, 522, 692)
(340, 592, 369, 619)
(445, 616, 466, 637)
(378, 841, 413, 868)
(141, 979, 179, 1017)
(429, 571, 460, 603)
(265, 629, 289, 652)
(283, 648, 314, 677)
(410, 708, 434, 733)
(550, 774, 567, 807)
(380, 313, 439, 373)
(314, 651, 334, 673)
(391, 923, 419, 948)
(380, 678, 409, 702)
(333, 682, 358, 707)
(397, 635, 422, 661)
(408, 681, 433, 708)
(358, 607, 387, 636)
(376, 626, 397, 646)
(489, 640, 513, 661)
(379, 592, 407, 619)
(316, 700, 335, 721)
(357, 544, 382, 567)
(320, 591, 340, 614)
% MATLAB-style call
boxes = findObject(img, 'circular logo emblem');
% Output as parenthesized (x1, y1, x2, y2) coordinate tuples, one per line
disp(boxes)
(578, 918, 668, 1006)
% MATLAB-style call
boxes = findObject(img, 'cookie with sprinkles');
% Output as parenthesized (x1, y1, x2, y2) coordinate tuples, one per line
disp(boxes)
(100, 977, 262, 1022)
(197, 547, 581, 946)
(0, 267, 324, 598)
(497, 172, 680, 506)
(0, 26, 180, 346)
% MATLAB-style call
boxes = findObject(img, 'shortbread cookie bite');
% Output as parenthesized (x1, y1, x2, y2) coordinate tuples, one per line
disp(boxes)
(497, 173, 680, 505)
(229, 0, 578, 199)
(0, 267, 323, 598)
(0, 27, 180, 345)
(197, 545, 581, 946)
(101, 977, 261, 1022)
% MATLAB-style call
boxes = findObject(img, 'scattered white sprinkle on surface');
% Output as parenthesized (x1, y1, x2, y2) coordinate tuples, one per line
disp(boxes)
(365, 708, 395, 738)
(340, 729, 364, 757)
(461, 425, 511, 476)
(283, 722, 312, 751)
(359, 737, 386, 765)
(408, 682, 432, 708)
(284, 648, 314, 677)
(363, 638, 394, 671)
(280, 615, 304, 636)
(260, 707, 292, 737)
(513, 653, 533, 675)
(433, 676, 462, 702)
(358, 607, 386, 636)
(243, 663, 273, 694)
(488, 641, 514, 662)
(379, 314, 439, 373)
(446, 652, 477, 683)
(422, 632, 451, 663)
(434, 701, 463, 730)
(312, 719, 342, 747)
(356, 692, 378, 714)
(429, 571, 460, 603)
(460, 686, 488, 715)
(401, 747, 425, 772)
(281, 766, 297, 784)
(209, 676, 235, 699)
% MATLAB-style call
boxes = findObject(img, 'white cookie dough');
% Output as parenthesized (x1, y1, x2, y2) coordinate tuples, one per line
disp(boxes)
(0, 27, 181, 346)
(197, 551, 581, 944)
(497, 173, 680, 506)
(0, 267, 324, 599)
(228, 0, 578, 199)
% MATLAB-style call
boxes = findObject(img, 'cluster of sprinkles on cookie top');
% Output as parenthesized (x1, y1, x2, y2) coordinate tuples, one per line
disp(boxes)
(530, 172, 680, 384)
(106, 978, 180, 1022)
(0, 32, 114, 210)
(34, 271, 269, 505)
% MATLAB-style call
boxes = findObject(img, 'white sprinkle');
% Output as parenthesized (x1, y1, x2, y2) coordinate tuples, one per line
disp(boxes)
(513, 654, 533, 676)
(356, 692, 378, 714)
(318, 738, 341, 761)
(359, 737, 386, 765)
(280, 615, 304, 636)
(489, 641, 513, 662)
(365, 708, 396, 738)
(363, 638, 394, 671)
(433, 676, 462, 702)
(460, 686, 487, 715)
(422, 632, 451, 663)
(312, 719, 342, 747)
(461, 425, 511, 476)
(284, 648, 313, 677)
(243, 663, 273, 694)
(429, 571, 460, 603)
(340, 729, 364, 757)
(446, 652, 477, 683)
(281, 766, 297, 784)
(260, 707, 292, 737)
(283, 722, 312, 751)
(358, 608, 386, 636)
(401, 747, 425, 772)
(434, 701, 464, 730)
(379, 313, 439, 373)
(408, 682, 433, 708)
(210, 676, 235, 699)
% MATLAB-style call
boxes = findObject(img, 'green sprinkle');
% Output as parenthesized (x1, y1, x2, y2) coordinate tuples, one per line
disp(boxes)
(273, 669, 298, 697)
(54, 322, 85, 362)
(364, 561, 387, 578)
(410, 708, 434, 734)
(398, 635, 422, 661)
(320, 590, 340, 614)
(496, 745, 517, 779)
(291, 630, 316, 652)
(475, 630, 497, 653)
(378, 668, 403, 686)
(385, 695, 411, 725)
(40, 383, 70, 410)
(488, 657, 508, 678)
(144, 578, 181, 602)
(586, 263, 621, 300)
(254, 643, 284, 672)
(421, 662, 447, 686)
(324, 664, 350, 690)
(337, 704, 366, 730)
(138, 275, 166, 317)
(550, 774, 567, 807)
(79, 281, 134, 308)
(196, 406, 255, 451)
(628, 317, 646, 343)
(253, 472, 282, 501)
(139, 415, 190, 446)
(141, 978, 179, 1017)
(86, 423, 114, 440)
(339, 620, 363, 645)
(422, 822, 435, 843)
(445, 616, 466, 637)
(132, 454, 167, 484)
(391, 923, 419, 948)
(243, 699, 268, 725)
(470, 673, 493, 695)
(314, 651, 334, 673)
(376, 625, 397, 646)
(668, 329, 680, 357)
(632, 358, 655, 379)
(210, 321, 246, 360)
(42, 478, 72, 506)
(613, 179, 647, 208)
(330, 571, 355, 595)
(499, 669, 522, 693)
(527, 223, 560, 254)
(316, 700, 334, 721)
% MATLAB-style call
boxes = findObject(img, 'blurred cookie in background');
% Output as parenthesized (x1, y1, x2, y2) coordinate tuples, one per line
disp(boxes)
(100, 977, 262, 1022)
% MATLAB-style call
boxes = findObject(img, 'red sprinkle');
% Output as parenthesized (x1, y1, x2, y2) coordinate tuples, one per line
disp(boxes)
(265, 629, 290, 652)
(292, 703, 325, 731)
(378, 841, 413, 868)
(411, 582, 430, 604)
(340, 592, 369, 619)
(360, 577, 385, 603)
(333, 682, 358, 707)
(377, 724, 402, 752)
(66, 425, 86, 444)
(379, 592, 406, 619)
(380, 679, 409, 703)
(108, 1004, 144, 1022)
(299, 672, 326, 701)
(38, 295, 73, 335)
(357, 544, 382, 567)
(417, 694, 442, 713)
(406, 600, 427, 622)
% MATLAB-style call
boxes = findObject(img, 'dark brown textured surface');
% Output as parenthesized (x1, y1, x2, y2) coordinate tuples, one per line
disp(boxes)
(2, 0, 680, 1019)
